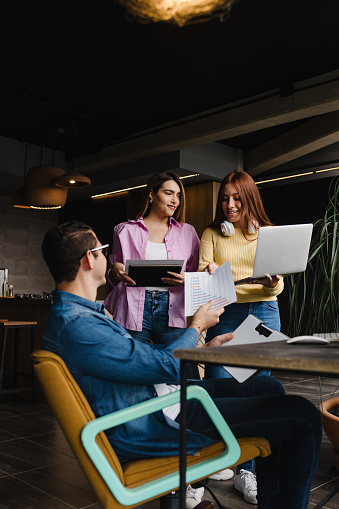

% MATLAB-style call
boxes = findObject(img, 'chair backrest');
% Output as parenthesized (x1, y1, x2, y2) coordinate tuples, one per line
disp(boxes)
(32, 350, 125, 509)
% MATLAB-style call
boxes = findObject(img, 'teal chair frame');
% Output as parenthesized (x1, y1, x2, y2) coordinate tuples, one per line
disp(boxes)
(81, 384, 240, 506)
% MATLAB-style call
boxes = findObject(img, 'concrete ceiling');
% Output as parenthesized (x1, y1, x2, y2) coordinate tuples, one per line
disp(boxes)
(0, 0, 339, 198)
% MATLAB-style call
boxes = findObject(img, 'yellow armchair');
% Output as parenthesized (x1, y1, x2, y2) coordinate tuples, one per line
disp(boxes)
(32, 350, 271, 509)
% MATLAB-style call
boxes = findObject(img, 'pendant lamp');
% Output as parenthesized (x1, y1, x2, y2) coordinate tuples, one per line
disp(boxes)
(116, 0, 238, 26)
(54, 170, 91, 188)
(25, 166, 68, 209)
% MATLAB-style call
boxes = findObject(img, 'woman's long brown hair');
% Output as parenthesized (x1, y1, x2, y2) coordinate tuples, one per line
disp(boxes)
(134, 171, 186, 223)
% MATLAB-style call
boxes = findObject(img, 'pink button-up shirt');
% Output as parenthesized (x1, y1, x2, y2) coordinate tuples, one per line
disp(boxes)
(104, 217, 200, 331)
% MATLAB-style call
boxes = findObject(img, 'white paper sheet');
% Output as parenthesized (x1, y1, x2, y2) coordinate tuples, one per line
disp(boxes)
(222, 314, 288, 383)
(184, 261, 236, 316)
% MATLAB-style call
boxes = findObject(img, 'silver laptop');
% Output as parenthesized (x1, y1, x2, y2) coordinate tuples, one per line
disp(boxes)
(235, 224, 313, 285)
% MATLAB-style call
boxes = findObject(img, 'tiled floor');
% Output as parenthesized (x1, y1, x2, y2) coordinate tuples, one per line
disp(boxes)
(0, 371, 339, 508)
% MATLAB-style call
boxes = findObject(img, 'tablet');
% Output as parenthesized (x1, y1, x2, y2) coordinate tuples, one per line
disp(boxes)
(125, 260, 184, 287)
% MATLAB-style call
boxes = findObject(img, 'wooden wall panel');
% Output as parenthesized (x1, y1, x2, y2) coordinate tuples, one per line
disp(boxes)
(185, 181, 220, 238)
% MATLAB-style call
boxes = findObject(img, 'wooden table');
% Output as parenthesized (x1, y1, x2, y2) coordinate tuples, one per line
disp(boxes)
(173, 340, 339, 509)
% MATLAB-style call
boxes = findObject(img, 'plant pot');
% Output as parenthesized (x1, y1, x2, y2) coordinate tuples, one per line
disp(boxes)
(319, 398, 339, 470)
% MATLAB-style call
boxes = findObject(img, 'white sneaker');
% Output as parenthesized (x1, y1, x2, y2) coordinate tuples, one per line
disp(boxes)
(209, 468, 234, 481)
(186, 484, 204, 508)
(234, 469, 257, 505)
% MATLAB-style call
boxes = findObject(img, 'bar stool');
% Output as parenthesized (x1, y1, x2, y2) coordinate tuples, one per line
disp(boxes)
(0, 321, 37, 401)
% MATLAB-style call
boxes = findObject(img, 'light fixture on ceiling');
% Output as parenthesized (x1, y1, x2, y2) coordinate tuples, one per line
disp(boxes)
(25, 166, 68, 209)
(12, 127, 91, 209)
(255, 166, 339, 186)
(115, 0, 238, 26)
(91, 173, 200, 199)
(255, 172, 314, 185)
(54, 170, 91, 188)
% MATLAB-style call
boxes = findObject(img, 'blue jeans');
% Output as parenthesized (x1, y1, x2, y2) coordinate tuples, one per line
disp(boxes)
(177, 377, 321, 509)
(128, 290, 200, 379)
(127, 290, 184, 345)
(204, 300, 280, 471)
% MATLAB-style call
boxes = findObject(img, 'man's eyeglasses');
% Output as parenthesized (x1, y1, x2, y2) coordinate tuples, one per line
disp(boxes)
(79, 244, 109, 260)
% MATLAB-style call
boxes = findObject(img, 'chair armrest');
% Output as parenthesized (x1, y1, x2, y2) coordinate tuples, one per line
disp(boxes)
(81, 384, 240, 506)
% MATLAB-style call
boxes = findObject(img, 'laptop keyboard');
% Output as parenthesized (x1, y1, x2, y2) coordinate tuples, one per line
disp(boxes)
(313, 332, 339, 342)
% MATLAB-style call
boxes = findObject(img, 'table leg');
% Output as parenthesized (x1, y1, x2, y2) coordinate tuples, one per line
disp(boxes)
(313, 484, 339, 509)
(0, 328, 8, 395)
(179, 360, 188, 509)
(31, 326, 37, 402)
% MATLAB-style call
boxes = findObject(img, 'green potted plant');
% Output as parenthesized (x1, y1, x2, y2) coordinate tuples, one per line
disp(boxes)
(287, 176, 339, 337)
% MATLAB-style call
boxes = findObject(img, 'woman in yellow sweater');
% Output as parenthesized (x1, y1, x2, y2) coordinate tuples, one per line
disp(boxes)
(199, 170, 284, 504)
(199, 171, 284, 357)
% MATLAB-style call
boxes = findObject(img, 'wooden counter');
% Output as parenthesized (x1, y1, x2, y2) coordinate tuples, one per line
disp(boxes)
(0, 298, 52, 396)
(0, 297, 51, 349)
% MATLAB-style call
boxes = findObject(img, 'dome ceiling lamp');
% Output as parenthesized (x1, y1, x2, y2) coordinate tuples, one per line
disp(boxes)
(12, 124, 91, 210)
(23, 166, 91, 209)
(12, 141, 92, 209)
(25, 166, 68, 210)
(54, 170, 91, 188)
(115, 0, 239, 26)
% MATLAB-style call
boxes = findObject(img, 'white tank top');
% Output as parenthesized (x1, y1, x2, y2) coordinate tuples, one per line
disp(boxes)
(145, 240, 168, 291)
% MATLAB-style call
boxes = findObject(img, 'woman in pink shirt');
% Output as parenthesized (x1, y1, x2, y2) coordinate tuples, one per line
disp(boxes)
(104, 171, 200, 345)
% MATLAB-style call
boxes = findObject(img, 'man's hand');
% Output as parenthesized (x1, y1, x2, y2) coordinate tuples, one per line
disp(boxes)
(190, 301, 224, 334)
(204, 333, 234, 348)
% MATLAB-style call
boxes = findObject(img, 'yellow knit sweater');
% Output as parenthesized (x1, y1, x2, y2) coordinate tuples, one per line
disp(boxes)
(199, 227, 284, 303)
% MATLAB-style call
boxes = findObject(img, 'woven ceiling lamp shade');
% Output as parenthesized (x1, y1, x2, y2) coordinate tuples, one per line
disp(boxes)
(25, 166, 68, 209)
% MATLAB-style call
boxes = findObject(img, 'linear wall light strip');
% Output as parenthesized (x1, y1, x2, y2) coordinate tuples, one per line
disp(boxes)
(315, 166, 339, 174)
(92, 183, 147, 199)
(255, 165, 339, 185)
(255, 172, 313, 185)
(91, 173, 200, 199)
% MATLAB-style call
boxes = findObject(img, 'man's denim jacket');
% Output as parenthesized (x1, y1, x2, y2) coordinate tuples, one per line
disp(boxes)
(43, 291, 216, 462)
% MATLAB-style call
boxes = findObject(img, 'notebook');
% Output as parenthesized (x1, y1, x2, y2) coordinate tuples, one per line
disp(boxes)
(235, 223, 313, 285)
(222, 314, 288, 382)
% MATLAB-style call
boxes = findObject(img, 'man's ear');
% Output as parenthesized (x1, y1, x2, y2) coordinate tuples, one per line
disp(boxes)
(83, 250, 94, 270)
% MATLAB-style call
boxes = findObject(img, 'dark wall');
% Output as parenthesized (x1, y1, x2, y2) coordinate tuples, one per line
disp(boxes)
(59, 191, 142, 246)
(260, 176, 334, 333)
(260, 177, 331, 227)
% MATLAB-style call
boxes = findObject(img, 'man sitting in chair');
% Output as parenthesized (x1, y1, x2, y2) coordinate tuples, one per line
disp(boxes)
(41, 221, 321, 509)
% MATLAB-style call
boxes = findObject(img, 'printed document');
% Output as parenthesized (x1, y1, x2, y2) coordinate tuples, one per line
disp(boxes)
(184, 261, 236, 316)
